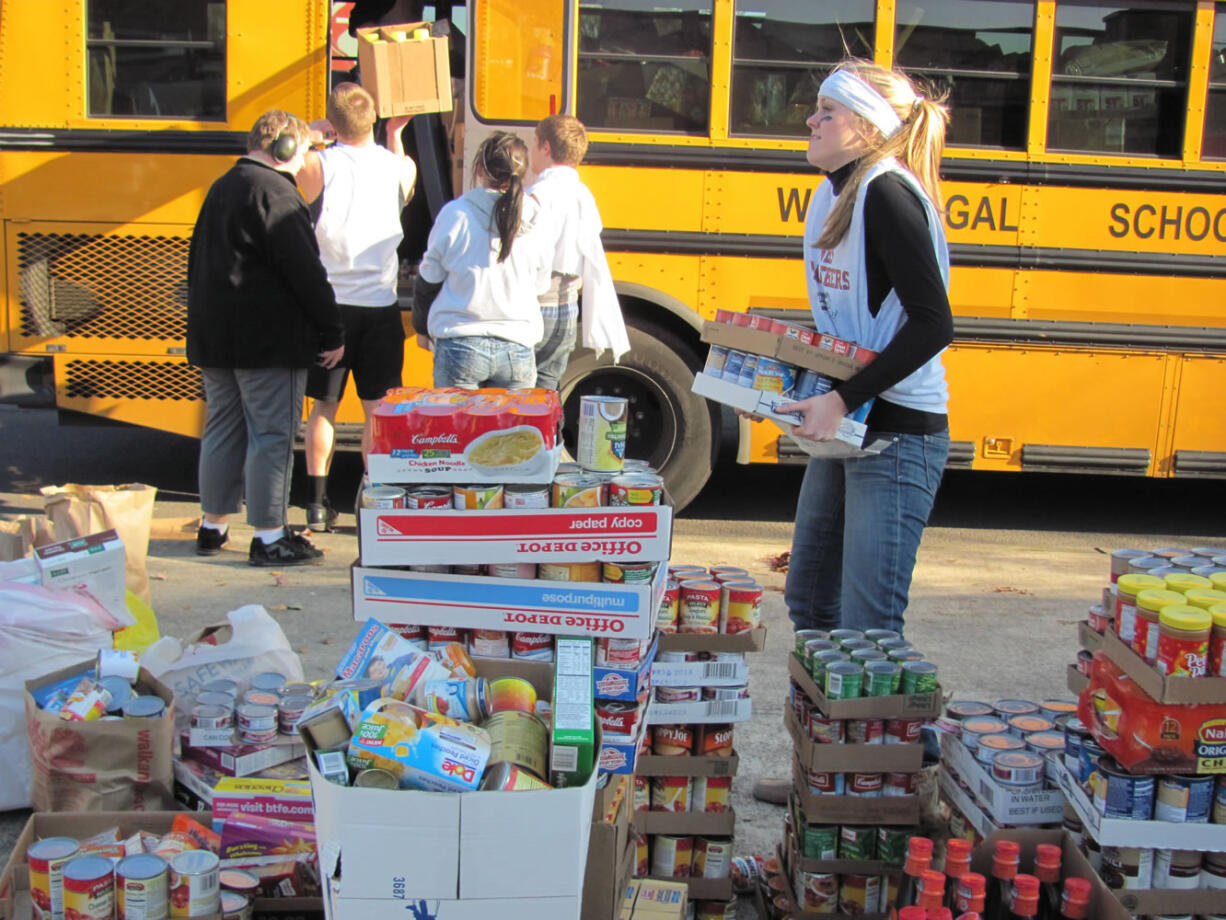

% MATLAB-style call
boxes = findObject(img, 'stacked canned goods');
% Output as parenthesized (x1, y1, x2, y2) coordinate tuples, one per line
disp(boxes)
(187, 670, 322, 744)
(794, 627, 939, 704)
(657, 563, 764, 635)
(30, 648, 168, 723)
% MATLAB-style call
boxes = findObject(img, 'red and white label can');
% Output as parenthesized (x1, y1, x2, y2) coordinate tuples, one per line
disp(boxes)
(656, 580, 681, 634)
(652, 724, 694, 756)
(596, 700, 641, 737)
(848, 772, 883, 797)
(885, 718, 923, 745)
(883, 772, 918, 796)
(846, 718, 885, 745)
(511, 632, 553, 661)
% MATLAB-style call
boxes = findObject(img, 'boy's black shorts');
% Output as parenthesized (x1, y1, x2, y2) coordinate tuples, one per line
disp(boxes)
(306, 303, 406, 402)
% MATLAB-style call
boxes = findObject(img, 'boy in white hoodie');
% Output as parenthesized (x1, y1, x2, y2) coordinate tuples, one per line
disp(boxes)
(528, 115, 630, 388)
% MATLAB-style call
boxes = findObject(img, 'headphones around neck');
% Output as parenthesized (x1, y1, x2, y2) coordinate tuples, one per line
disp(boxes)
(271, 132, 299, 163)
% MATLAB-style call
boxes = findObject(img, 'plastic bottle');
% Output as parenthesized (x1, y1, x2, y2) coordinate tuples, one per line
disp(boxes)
(1008, 874, 1040, 920)
(984, 840, 1021, 920)
(945, 839, 973, 912)
(899, 908, 928, 920)
(1033, 843, 1062, 920)
(1057, 877, 1091, 920)
(956, 914, 982, 920)
(929, 910, 954, 920)
(918, 870, 948, 912)
(955, 872, 986, 916)
(892, 836, 935, 918)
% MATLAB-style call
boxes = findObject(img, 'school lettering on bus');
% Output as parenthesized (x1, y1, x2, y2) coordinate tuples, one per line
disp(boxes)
(775, 187, 1021, 234)
(1108, 203, 1226, 242)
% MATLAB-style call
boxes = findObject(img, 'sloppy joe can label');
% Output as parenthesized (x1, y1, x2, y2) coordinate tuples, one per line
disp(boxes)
(848, 772, 883, 797)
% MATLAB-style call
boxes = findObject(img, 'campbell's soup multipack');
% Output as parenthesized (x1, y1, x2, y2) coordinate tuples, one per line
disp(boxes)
(368, 387, 563, 483)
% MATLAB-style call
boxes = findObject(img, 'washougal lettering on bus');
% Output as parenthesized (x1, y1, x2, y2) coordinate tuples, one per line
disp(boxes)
(2, 0, 1225, 509)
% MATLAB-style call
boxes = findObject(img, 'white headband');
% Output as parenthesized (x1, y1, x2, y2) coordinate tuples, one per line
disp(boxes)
(819, 69, 904, 139)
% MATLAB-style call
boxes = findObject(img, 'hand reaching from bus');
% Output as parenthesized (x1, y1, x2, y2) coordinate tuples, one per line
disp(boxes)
(309, 118, 336, 147)
(776, 390, 849, 441)
(317, 344, 344, 369)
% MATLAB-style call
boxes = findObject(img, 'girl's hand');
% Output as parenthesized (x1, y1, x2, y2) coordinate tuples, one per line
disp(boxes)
(776, 391, 848, 441)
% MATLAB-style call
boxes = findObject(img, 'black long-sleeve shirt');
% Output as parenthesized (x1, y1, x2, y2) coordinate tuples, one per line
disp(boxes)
(825, 161, 954, 435)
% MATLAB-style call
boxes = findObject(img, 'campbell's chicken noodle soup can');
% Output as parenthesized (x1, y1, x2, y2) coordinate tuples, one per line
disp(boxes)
(538, 560, 602, 582)
(468, 629, 511, 659)
(883, 772, 917, 797)
(453, 484, 504, 510)
(502, 483, 551, 508)
(885, 718, 923, 744)
(488, 562, 538, 579)
(651, 775, 692, 812)
(679, 580, 721, 633)
(388, 623, 427, 646)
(596, 700, 641, 737)
(116, 853, 169, 920)
(362, 485, 408, 508)
(609, 473, 664, 506)
(511, 632, 553, 660)
(657, 580, 680, 633)
(696, 723, 735, 757)
(602, 560, 656, 584)
(848, 772, 883, 797)
(596, 637, 649, 667)
(651, 835, 693, 879)
(652, 723, 694, 755)
(427, 625, 465, 649)
(692, 775, 733, 812)
(168, 850, 219, 917)
(62, 856, 114, 920)
(805, 767, 845, 795)
(29, 837, 80, 920)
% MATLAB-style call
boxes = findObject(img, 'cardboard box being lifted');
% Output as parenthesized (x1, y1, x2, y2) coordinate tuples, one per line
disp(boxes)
(356, 21, 452, 118)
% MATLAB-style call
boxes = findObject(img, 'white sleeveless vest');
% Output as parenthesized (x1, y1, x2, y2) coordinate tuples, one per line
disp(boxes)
(802, 158, 950, 414)
(315, 142, 406, 306)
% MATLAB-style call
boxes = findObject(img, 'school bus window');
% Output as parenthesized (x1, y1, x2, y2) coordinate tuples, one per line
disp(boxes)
(576, 0, 713, 133)
(1048, 0, 1194, 157)
(1202, 3, 1226, 158)
(729, 0, 874, 137)
(894, 0, 1034, 149)
(86, 0, 226, 120)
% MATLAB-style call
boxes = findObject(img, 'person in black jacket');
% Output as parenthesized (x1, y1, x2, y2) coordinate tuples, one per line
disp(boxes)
(186, 110, 345, 566)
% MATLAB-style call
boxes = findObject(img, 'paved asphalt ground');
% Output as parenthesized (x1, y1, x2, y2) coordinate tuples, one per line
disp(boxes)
(1, 405, 1224, 917)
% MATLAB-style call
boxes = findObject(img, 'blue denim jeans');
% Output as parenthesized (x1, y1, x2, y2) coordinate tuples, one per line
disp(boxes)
(785, 430, 950, 636)
(535, 301, 578, 390)
(432, 336, 536, 389)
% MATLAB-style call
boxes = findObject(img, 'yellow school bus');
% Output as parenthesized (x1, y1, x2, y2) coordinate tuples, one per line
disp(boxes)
(2, 1, 1225, 511)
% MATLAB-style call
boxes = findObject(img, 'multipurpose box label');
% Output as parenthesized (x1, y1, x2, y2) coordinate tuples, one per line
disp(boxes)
(359, 506, 673, 566)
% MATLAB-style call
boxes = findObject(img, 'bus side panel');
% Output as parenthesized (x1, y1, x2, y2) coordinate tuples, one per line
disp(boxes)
(1022, 271, 1224, 329)
(1169, 355, 1226, 476)
(944, 344, 1168, 473)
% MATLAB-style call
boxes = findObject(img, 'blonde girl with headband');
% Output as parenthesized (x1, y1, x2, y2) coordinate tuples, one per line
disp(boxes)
(782, 60, 954, 636)
(413, 130, 552, 388)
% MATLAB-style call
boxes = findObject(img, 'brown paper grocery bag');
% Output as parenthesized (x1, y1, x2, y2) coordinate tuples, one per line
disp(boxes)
(25, 662, 175, 811)
(0, 513, 57, 561)
(41, 483, 157, 604)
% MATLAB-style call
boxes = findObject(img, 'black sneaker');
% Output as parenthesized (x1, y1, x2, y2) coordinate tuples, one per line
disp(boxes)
(305, 500, 338, 533)
(248, 530, 325, 567)
(195, 525, 229, 556)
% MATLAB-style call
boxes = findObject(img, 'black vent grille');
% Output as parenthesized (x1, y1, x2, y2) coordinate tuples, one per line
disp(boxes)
(63, 359, 203, 401)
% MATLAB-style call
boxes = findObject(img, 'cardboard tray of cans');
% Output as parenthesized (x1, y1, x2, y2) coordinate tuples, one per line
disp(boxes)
(938, 766, 1058, 842)
(700, 320, 871, 380)
(351, 559, 665, 640)
(788, 654, 942, 720)
(636, 807, 736, 836)
(790, 759, 919, 825)
(785, 707, 923, 774)
(1098, 625, 1226, 705)
(634, 753, 739, 777)
(1066, 663, 1089, 696)
(1078, 620, 1105, 654)
(1051, 757, 1226, 850)
(778, 843, 889, 920)
(0, 810, 322, 920)
(357, 503, 674, 567)
(643, 875, 732, 902)
(656, 627, 766, 654)
(940, 733, 1065, 827)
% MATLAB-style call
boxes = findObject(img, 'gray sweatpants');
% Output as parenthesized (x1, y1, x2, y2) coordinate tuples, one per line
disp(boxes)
(199, 367, 307, 529)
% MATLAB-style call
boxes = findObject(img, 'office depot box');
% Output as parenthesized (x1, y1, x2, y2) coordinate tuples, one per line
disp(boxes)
(352, 562, 664, 639)
(788, 653, 942, 720)
(358, 505, 673, 566)
(940, 733, 1065, 827)
(308, 660, 599, 914)
(33, 528, 130, 624)
(692, 373, 889, 459)
(355, 21, 452, 118)
(786, 707, 923, 774)
(700, 320, 871, 380)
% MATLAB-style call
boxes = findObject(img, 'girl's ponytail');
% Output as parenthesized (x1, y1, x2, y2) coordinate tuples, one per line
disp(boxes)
(474, 131, 530, 263)
(492, 172, 524, 263)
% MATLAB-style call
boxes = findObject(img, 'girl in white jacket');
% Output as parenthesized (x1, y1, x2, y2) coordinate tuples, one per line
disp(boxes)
(412, 131, 551, 388)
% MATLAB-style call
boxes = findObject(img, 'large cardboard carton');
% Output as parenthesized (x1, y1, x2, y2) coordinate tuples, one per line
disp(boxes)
(634, 753, 739, 778)
(307, 659, 599, 918)
(788, 653, 942, 720)
(582, 776, 635, 920)
(358, 504, 673, 567)
(940, 733, 1065, 827)
(637, 808, 735, 836)
(700, 320, 871, 380)
(355, 22, 452, 118)
(352, 562, 665, 639)
(1099, 625, 1226, 704)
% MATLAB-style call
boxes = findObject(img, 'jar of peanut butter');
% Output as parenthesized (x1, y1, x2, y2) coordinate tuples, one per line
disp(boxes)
(1116, 574, 1165, 643)
(1156, 605, 1211, 677)
(1133, 589, 1185, 664)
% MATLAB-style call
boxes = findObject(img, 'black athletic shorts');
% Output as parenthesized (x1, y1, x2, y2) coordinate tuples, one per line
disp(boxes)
(306, 303, 406, 402)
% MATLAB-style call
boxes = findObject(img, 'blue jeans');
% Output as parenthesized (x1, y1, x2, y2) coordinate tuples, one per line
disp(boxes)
(785, 430, 949, 636)
(432, 336, 536, 389)
(535, 301, 578, 390)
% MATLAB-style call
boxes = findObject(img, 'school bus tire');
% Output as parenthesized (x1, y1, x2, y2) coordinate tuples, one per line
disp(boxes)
(559, 321, 717, 511)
